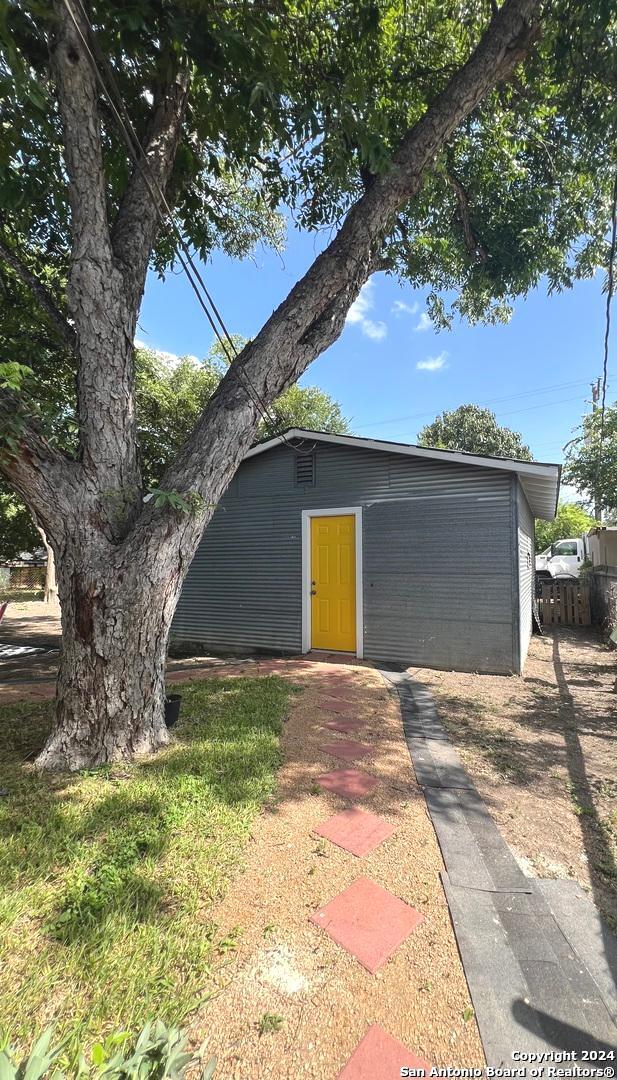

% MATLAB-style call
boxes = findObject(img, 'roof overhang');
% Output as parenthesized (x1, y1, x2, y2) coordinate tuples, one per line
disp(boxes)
(245, 429, 561, 521)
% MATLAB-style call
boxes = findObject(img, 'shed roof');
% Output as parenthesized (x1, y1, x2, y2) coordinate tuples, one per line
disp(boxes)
(245, 428, 561, 520)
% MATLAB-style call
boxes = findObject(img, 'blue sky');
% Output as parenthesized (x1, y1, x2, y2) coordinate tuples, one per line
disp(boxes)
(139, 224, 610, 492)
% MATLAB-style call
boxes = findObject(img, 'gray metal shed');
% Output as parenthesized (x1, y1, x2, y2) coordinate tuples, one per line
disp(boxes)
(172, 429, 560, 674)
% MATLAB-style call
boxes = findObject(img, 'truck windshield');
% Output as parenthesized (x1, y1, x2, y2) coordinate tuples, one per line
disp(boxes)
(553, 541, 578, 555)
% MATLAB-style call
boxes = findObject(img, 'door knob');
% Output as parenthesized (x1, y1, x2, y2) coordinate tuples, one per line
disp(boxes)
(310, 589, 317, 595)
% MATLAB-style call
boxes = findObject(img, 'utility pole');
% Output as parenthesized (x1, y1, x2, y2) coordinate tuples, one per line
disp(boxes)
(590, 378, 602, 522)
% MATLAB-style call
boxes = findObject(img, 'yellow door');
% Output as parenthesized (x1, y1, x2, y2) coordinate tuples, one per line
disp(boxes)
(310, 515, 356, 652)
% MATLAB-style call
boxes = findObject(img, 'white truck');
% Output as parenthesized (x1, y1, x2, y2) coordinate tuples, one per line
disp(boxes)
(535, 536, 589, 580)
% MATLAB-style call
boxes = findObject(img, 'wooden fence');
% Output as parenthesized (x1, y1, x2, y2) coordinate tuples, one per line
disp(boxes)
(539, 580, 591, 626)
(589, 565, 617, 632)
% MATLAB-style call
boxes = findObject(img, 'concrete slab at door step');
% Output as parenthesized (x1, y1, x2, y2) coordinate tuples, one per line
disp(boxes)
(314, 807, 396, 857)
(310, 877, 423, 973)
(337, 1025, 431, 1080)
(320, 739, 372, 763)
(323, 718, 365, 734)
(316, 769, 379, 798)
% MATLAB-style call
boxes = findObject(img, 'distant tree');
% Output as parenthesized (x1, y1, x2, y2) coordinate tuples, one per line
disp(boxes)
(136, 341, 350, 486)
(535, 501, 596, 553)
(135, 350, 223, 490)
(418, 404, 533, 460)
(0, 490, 39, 559)
(2, 341, 350, 552)
(563, 402, 617, 519)
(259, 385, 350, 441)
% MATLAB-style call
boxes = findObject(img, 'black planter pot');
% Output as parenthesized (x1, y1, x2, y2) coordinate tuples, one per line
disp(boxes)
(164, 694, 181, 728)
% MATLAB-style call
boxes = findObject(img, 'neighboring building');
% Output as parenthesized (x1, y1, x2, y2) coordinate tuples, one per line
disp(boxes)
(172, 430, 560, 674)
(0, 548, 46, 589)
(587, 526, 617, 569)
(588, 527, 617, 632)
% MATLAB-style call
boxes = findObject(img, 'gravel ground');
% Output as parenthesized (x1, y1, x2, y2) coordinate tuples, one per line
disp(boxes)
(189, 660, 483, 1079)
(413, 627, 617, 927)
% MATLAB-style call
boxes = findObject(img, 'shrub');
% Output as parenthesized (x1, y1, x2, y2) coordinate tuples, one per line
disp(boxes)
(0, 1021, 216, 1079)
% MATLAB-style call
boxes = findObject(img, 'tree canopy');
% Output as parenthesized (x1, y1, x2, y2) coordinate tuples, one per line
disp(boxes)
(417, 403, 533, 460)
(2, 0, 617, 342)
(563, 401, 617, 518)
(0, 340, 349, 557)
(135, 343, 350, 488)
(535, 501, 596, 553)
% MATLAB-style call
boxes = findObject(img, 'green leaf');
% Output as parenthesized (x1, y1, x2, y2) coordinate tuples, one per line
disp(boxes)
(0, 1052, 16, 1080)
(91, 1043, 105, 1067)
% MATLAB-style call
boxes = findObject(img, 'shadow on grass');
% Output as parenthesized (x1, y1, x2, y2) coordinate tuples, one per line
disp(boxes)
(0, 676, 289, 940)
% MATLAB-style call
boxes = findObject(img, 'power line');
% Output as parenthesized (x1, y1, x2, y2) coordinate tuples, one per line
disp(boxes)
(597, 170, 617, 495)
(494, 394, 583, 419)
(62, 0, 313, 456)
(354, 380, 589, 431)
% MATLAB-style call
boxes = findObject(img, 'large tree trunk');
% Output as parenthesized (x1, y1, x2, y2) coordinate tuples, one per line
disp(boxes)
(35, 534, 188, 770)
(0, 0, 541, 771)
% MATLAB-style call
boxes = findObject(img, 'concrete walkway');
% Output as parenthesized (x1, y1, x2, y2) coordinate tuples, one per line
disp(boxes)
(382, 669, 617, 1063)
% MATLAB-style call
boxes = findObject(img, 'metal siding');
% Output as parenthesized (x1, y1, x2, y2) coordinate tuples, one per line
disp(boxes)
(172, 441, 517, 672)
(516, 480, 535, 670)
(363, 497, 515, 672)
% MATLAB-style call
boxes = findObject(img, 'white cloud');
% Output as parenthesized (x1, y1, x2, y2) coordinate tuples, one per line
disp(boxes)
(134, 338, 198, 367)
(414, 312, 432, 332)
(391, 299, 419, 317)
(346, 281, 387, 342)
(416, 351, 449, 372)
(362, 319, 387, 341)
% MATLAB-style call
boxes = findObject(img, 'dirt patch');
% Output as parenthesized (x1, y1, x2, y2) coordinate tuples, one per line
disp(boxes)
(0, 600, 61, 645)
(189, 660, 483, 1078)
(414, 628, 617, 926)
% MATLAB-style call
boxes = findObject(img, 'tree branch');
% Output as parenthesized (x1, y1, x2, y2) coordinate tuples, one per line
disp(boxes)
(111, 69, 190, 314)
(50, 0, 142, 515)
(446, 171, 489, 264)
(154, 0, 540, 513)
(0, 392, 80, 543)
(51, 0, 114, 304)
(0, 237, 77, 350)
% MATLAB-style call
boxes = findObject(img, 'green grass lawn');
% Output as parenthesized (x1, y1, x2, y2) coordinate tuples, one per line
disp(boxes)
(0, 676, 290, 1058)
(0, 588, 44, 602)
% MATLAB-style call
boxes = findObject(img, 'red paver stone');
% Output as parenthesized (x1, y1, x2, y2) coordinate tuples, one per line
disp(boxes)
(310, 877, 423, 973)
(320, 696, 358, 713)
(320, 739, 372, 762)
(323, 718, 364, 734)
(316, 769, 378, 798)
(314, 807, 396, 856)
(337, 1025, 431, 1080)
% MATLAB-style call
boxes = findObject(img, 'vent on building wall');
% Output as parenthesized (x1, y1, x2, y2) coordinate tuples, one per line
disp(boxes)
(295, 450, 316, 486)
